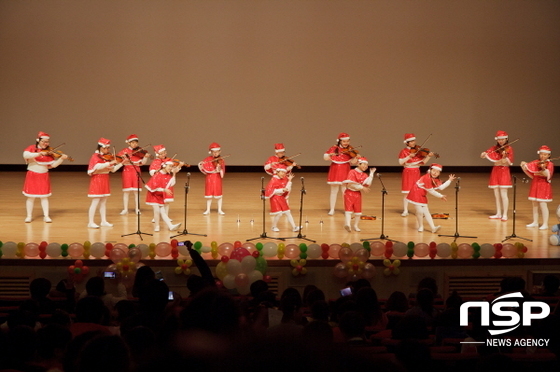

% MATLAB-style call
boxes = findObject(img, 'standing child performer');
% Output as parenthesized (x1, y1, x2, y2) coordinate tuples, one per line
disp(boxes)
(480, 130, 513, 221)
(118, 134, 150, 215)
(264, 143, 298, 176)
(22, 131, 69, 223)
(407, 163, 456, 233)
(342, 157, 376, 232)
(521, 145, 554, 230)
(265, 164, 299, 232)
(149, 145, 173, 221)
(145, 159, 183, 232)
(399, 133, 434, 216)
(87, 138, 122, 228)
(198, 142, 225, 215)
(323, 132, 358, 215)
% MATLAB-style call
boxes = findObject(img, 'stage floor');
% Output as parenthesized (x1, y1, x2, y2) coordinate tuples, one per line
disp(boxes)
(1, 171, 559, 259)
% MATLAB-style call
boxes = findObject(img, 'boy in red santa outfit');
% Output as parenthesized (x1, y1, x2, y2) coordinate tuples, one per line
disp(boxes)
(342, 157, 376, 232)
(264, 143, 298, 176)
(265, 164, 300, 232)
(406, 163, 456, 233)
(198, 142, 225, 215)
(521, 145, 554, 230)
(145, 159, 183, 232)
(118, 134, 150, 215)
(87, 138, 122, 228)
(22, 131, 69, 222)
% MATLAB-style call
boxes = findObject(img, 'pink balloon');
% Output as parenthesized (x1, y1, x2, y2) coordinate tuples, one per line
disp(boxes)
(234, 273, 249, 287)
(457, 243, 474, 259)
(128, 247, 142, 263)
(230, 247, 250, 261)
(113, 243, 129, 253)
(370, 241, 385, 256)
(218, 242, 234, 257)
(68, 242, 84, 258)
(24, 242, 40, 257)
(155, 242, 172, 257)
(328, 244, 342, 259)
(414, 243, 429, 258)
(284, 244, 300, 259)
(338, 247, 353, 262)
(110, 247, 127, 263)
(355, 248, 370, 262)
(501, 243, 516, 258)
(362, 263, 376, 279)
(241, 242, 257, 255)
(333, 262, 348, 278)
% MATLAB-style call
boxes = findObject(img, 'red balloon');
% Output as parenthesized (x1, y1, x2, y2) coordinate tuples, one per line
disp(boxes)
(234, 241, 242, 248)
(263, 275, 271, 282)
(221, 256, 230, 263)
(39, 251, 47, 259)
(81, 266, 90, 275)
(104, 249, 111, 257)
(75, 260, 84, 268)
(321, 252, 329, 259)
(494, 251, 502, 259)
(39, 241, 48, 250)
(67, 266, 75, 274)
(321, 244, 329, 252)
(106, 243, 114, 250)
(230, 247, 251, 261)
(494, 243, 503, 251)
(252, 251, 260, 258)
(170, 239, 178, 248)
(385, 241, 393, 248)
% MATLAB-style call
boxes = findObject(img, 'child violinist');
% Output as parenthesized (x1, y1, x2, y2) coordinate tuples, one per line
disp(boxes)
(118, 134, 150, 215)
(145, 159, 183, 232)
(264, 143, 298, 176)
(264, 164, 299, 232)
(150, 145, 174, 221)
(480, 130, 513, 221)
(323, 132, 358, 215)
(198, 142, 225, 215)
(342, 157, 375, 232)
(22, 131, 69, 223)
(87, 138, 122, 228)
(398, 133, 434, 217)
(521, 145, 554, 230)
(406, 163, 456, 233)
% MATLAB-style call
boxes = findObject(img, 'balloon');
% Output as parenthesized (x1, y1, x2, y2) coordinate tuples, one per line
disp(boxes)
(362, 263, 376, 279)
(201, 245, 211, 253)
(333, 262, 348, 278)
(479, 243, 495, 258)
(230, 247, 250, 261)
(255, 256, 268, 274)
(113, 243, 129, 253)
(284, 244, 300, 259)
(44, 242, 61, 258)
(328, 244, 342, 259)
(241, 242, 257, 255)
(155, 242, 172, 257)
(247, 270, 263, 284)
(370, 241, 385, 256)
(392, 242, 407, 258)
(307, 244, 322, 259)
(235, 273, 249, 287)
(349, 242, 364, 253)
(88, 242, 105, 258)
(128, 247, 142, 263)
(215, 261, 228, 280)
(133, 243, 148, 258)
(355, 248, 370, 262)
(457, 243, 474, 259)
(240, 255, 256, 273)
(2, 241, 17, 258)
(226, 259, 243, 275)
(338, 247, 353, 262)
(110, 248, 127, 263)
(262, 242, 278, 257)
(67, 242, 84, 259)
(218, 242, 234, 257)
(502, 243, 516, 258)
(24, 242, 40, 257)
(223, 274, 236, 289)
(414, 243, 429, 258)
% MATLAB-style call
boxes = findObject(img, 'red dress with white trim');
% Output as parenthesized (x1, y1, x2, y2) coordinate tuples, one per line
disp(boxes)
(264, 156, 295, 176)
(198, 157, 225, 198)
(87, 153, 120, 197)
(22, 145, 61, 197)
(145, 171, 174, 206)
(407, 173, 450, 206)
(525, 160, 554, 202)
(398, 147, 426, 193)
(118, 147, 146, 191)
(342, 168, 371, 213)
(325, 145, 352, 185)
(265, 175, 291, 214)
(483, 145, 513, 188)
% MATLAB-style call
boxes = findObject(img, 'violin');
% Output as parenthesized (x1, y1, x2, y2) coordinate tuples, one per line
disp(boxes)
(329, 145, 362, 157)
(410, 145, 439, 159)
(98, 153, 115, 161)
(45, 143, 74, 162)
(537, 156, 559, 171)
(359, 215, 377, 220)
(167, 154, 190, 168)
(275, 153, 302, 169)
(431, 213, 449, 219)
(131, 144, 151, 158)
(490, 138, 519, 157)
(202, 154, 231, 167)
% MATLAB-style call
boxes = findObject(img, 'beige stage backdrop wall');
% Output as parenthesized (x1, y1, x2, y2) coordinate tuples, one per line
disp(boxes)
(1, 0, 559, 166)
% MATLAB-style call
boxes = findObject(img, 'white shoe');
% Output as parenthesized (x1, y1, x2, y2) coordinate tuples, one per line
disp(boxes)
(354, 226, 361, 232)
(44, 216, 52, 223)
(135, 209, 141, 215)
(344, 225, 351, 232)
(539, 225, 549, 230)
(489, 214, 502, 219)
(88, 223, 100, 229)
(401, 211, 409, 217)
(100, 222, 113, 227)
(120, 209, 128, 215)
(151, 218, 155, 223)
(154, 226, 160, 232)
(202, 210, 210, 215)
(501, 216, 508, 222)
(526, 222, 538, 228)
(271, 226, 280, 232)
(24, 217, 32, 223)
(169, 223, 181, 231)
(328, 210, 335, 216)
(218, 210, 225, 215)
(293, 226, 302, 232)
(418, 227, 424, 232)
(432, 226, 441, 233)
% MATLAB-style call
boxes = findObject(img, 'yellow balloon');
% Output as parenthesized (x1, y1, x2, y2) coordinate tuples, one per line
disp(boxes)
(292, 268, 299, 276)
(185, 268, 191, 276)
(383, 259, 391, 267)
(176, 259, 184, 266)
(301, 267, 307, 275)
(393, 260, 401, 267)
(174, 267, 183, 275)
(393, 268, 401, 275)
(300, 259, 306, 266)
(149, 252, 156, 259)
(383, 268, 391, 276)
(185, 259, 192, 266)
(278, 253, 284, 260)
(290, 259, 298, 267)
(211, 241, 218, 249)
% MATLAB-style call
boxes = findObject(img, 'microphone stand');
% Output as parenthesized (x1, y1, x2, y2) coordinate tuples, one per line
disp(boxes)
(171, 172, 207, 239)
(247, 177, 284, 242)
(438, 177, 477, 241)
(121, 154, 152, 240)
(362, 173, 396, 242)
(278, 177, 316, 242)
(503, 176, 532, 242)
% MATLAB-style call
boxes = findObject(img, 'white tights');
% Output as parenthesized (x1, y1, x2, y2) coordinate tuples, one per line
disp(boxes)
(414, 204, 436, 231)
(88, 197, 109, 225)
(26, 197, 49, 219)
(329, 185, 342, 214)
(493, 188, 509, 218)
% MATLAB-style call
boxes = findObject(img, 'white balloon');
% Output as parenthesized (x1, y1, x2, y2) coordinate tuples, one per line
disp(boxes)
(248, 270, 263, 284)
(223, 274, 236, 289)
(262, 242, 278, 257)
(350, 242, 364, 252)
(46, 242, 62, 258)
(392, 242, 408, 258)
(240, 255, 256, 273)
(306, 243, 322, 259)
(1, 241, 17, 258)
(226, 259, 242, 275)
(136, 243, 150, 258)
(479, 243, 495, 258)
(436, 242, 452, 258)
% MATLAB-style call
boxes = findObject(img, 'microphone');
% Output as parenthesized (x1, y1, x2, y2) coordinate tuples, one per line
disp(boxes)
(522, 178, 529, 183)
(186, 172, 191, 177)
(301, 177, 304, 181)
(456, 177, 461, 180)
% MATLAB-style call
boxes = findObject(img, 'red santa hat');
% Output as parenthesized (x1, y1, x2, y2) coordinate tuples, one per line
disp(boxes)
(126, 134, 139, 143)
(403, 133, 416, 144)
(337, 132, 350, 141)
(430, 163, 443, 171)
(274, 143, 285, 153)
(209, 142, 221, 152)
(357, 156, 368, 164)
(153, 145, 166, 154)
(274, 164, 288, 173)
(494, 130, 508, 140)
(36, 131, 50, 141)
(538, 145, 551, 154)
(98, 137, 111, 148)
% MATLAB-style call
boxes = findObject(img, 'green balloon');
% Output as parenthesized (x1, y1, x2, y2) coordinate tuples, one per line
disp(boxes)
(299, 252, 307, 259)
(407, 248, 414, 258)
(256, 242, 263, 250)
(299, 244, 307, 252)
(255, 256, 268, 274)
(128, 244, 136, 248)
(61, 251, 68, 257)
(194, 241, 203, 249)
(363, 241, 371, 250)
(61, 244, 69, 251)
(0, 241, 3, 248)
(74, 268, 82, 274)
(407, 241, 415, 249)
(472, 252, 480, 259)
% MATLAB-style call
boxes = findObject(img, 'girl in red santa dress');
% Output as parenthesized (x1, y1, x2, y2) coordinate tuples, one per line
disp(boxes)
(264, 164, 299, 232)
(264, 143, 298, 176)
(145, 159, 183, 232)
(22, 131, 69, 222)
(406, 163, 456, 233)
(149, 145, 175, 221)
(117, 134, 151, 215)
(198, 142, 225, 215)
(323, 132, 358, 215)
(521, 145, 554, 230)
(87, 138, 122, 228)
(342, 157, 376, 232)
(480, 130, 513, 221)
(398, 133, 434, 217)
